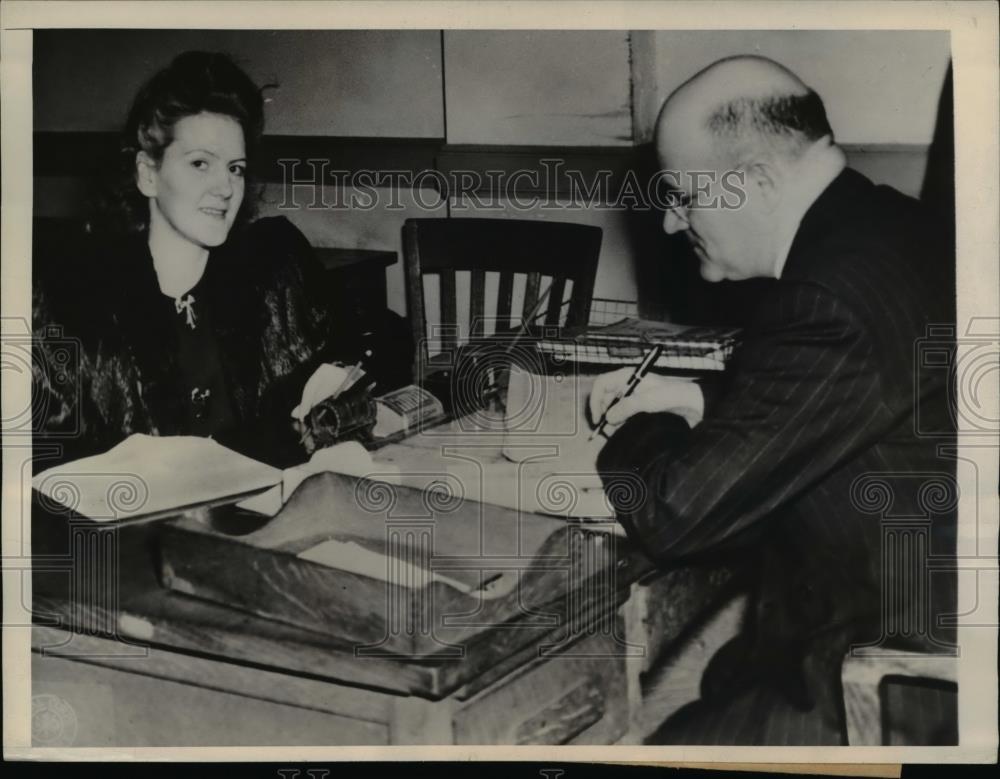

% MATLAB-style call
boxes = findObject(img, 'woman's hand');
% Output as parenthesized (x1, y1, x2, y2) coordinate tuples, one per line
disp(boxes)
(588, 369, 705, 433)
(291, 363, 351, 422)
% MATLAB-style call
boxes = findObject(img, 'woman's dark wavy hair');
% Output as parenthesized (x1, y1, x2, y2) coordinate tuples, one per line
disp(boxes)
(95, 51, 266, 236)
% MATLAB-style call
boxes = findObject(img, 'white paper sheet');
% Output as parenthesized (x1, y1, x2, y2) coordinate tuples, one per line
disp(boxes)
(32, 434, 281, 522)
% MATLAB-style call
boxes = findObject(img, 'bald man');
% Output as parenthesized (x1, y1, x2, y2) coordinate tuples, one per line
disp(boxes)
(592, 57, 956, 744)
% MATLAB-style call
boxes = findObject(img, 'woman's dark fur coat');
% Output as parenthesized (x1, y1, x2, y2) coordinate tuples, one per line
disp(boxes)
(32, 216, 411, 468)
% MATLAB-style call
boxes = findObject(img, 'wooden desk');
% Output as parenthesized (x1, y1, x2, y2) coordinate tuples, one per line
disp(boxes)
(30, 423, 735, 747)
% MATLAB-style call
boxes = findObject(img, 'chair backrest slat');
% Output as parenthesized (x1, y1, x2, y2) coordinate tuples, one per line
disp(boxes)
(496, 271, 515, 332)
(439, 269, 457, 355)
(545, 276, 567, 326)
(522, 272, 541, 326)
(470, 268, 486, 338)
(403, 218, 602, 380)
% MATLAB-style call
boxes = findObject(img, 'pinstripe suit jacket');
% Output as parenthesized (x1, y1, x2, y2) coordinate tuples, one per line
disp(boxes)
(599, 168, 956, 709)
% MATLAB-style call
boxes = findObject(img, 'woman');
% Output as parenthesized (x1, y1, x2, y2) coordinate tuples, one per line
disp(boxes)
(33, 51, 410, 467)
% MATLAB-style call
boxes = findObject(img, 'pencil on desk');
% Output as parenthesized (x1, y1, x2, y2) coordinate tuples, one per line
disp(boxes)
(589, 342, 665, 441)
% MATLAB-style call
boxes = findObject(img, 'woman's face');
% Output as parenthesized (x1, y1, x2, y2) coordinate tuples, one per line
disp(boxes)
(138, 111, 247, 249)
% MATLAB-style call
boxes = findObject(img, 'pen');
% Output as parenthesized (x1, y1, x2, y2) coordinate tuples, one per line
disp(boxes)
(482, 282, 552, 400)
(588, 342, 665, 441)
(504, 282, 553, 355)
(335, 362, 365, 399)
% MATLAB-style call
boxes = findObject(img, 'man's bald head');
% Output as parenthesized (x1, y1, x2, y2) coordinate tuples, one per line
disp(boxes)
(656, 56, 834, 168)
(653, 56, 846, 284)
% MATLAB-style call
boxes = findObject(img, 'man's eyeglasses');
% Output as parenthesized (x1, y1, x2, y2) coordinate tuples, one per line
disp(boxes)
(665, 190, 693, 222)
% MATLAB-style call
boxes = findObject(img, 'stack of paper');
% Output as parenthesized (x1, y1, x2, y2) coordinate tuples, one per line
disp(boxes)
(32, 434, 281, 522)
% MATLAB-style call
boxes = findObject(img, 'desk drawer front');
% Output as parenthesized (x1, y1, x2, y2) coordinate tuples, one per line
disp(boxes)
(32, 652, 389, 746)
(453, 626, 628, 744)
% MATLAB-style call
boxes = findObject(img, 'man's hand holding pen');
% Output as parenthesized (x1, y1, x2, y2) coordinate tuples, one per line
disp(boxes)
(588, 368, 705, 436)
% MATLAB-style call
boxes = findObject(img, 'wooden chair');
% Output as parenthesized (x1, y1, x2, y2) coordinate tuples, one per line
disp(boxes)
(841, 647, 958, 745)
(402, 218, 601, 382)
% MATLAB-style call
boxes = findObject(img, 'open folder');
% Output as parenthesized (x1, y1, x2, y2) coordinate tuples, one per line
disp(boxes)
(32, 434, 281, 522)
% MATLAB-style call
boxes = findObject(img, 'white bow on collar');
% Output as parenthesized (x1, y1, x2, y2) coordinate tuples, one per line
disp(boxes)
(174, 293, 197, 330)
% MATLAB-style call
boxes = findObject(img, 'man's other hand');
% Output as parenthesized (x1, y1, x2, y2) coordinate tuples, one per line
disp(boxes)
(588, 369, 705, 432)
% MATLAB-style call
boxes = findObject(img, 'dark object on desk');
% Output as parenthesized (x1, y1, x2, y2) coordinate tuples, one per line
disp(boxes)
(302, 380, 378, 451)
(402, 217, 601, 385)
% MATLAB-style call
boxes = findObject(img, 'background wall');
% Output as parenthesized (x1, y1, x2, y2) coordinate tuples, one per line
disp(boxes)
(630, 30, 952, 145)
(33, 29, 952, 320)
(443, 30, 633, 146)
(34, 29, 444, 137)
